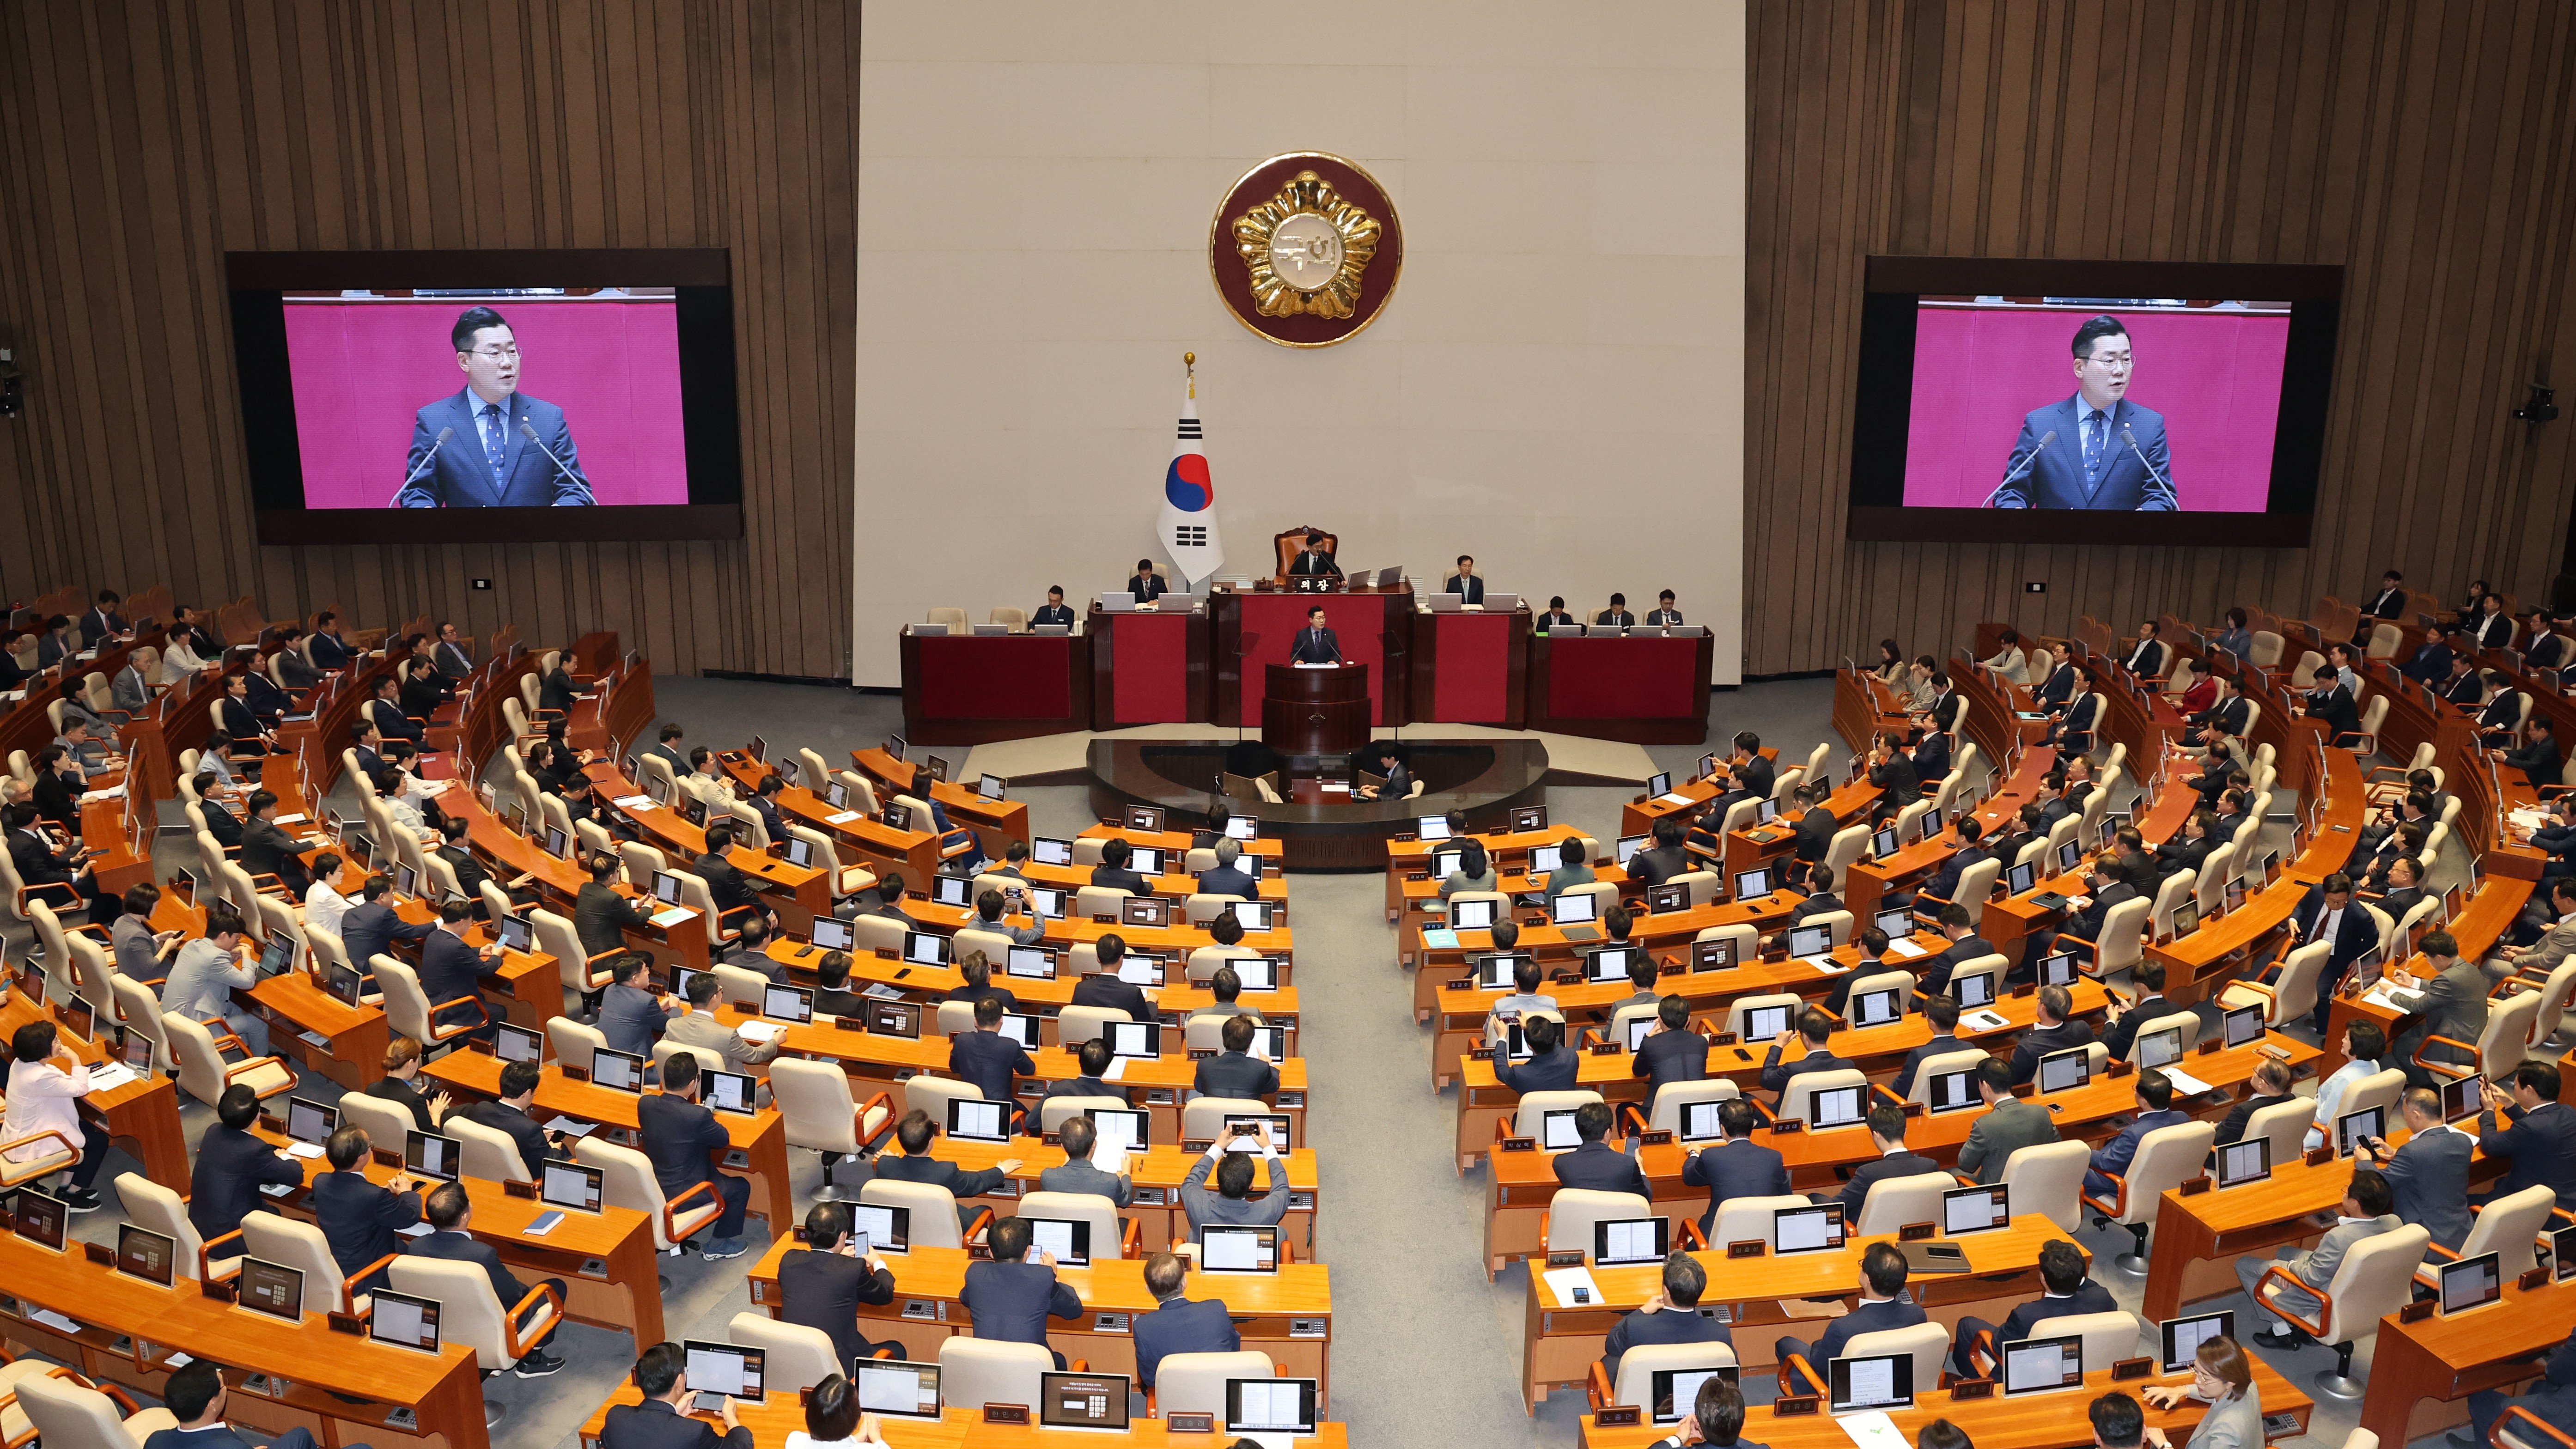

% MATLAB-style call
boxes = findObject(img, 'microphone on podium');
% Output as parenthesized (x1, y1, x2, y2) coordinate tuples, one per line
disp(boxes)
(391, 426, 455, 506)
(1983, 429, 2057, 508)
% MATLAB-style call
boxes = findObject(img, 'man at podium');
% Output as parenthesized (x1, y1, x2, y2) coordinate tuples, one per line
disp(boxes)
(1290, 606, 1343, 664)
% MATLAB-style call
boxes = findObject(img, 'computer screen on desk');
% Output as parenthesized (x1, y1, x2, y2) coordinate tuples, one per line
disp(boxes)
(2002, 1335, 2086, 1394)
(1452, 898, 1498, 930)
(1829, 1352, 1912, 1412)
(851, 1203, 910, 1254)
(116, 1224, 176, 1285)
(2440, 1252, 2503, 1315)
(852, 1361, 942, 1419)
(237, 1258, 304, 1322)
(2006, 861, 2037, 894)
(810, 917, 854, 952)
(2223, 1003, 2266, 1050)
(763, 984, 814, 1024)
(1415, 815, 1451, 840)
(1551, 891, 1597, 926)
(1809, 1085, 1866, 1129)
(370, 1289, 443, 1353)
(2335, 1105, 2385, 1158)
(2161, 1313, 2233, 1372)
(1929, 1069, 1981, 1114)
(495, 1022, 544, 1064)
(1873, 907, 1914, 939)
(1787, 925, 1833, 960)
(543, 1162, 604, 1212)
(1851, 987, 1902, 1029)
(286, 1095, 337, 1145)
(1585, 946, 1639, 984)
(2136, 1026, 2183, 1070)
(1022, 1217, 1091, 1267)
(1226, 1377, 1318, 1438)
(2037, 1047, 2090, 1094)
(1732, 868, 1770, 899)
(2217, 1138, 2270, 1188)
(1943, 1184, 2009, 1235)
(1198, 1225, 1278, 1274)
(1539, 1108, 1582, 1150)
(592, 1047, 645, 1092)
(1475, 953, 1527, 990)
(947, 1098, 1010, 1143)
(1033, 837, 1073, 865)
(1742, 1004, 1791, 1041)
(1650, 1368, 1737, 1427)
(1040, 1371, 1131, 1431)
(1774, 1204, 1845, 1254)
(2036, 951, 2077, 987)
(1679, 1100, 1726, 1144)
(1594, 1218, 1669, 1266)
(1953, 971, 1996, 1008)
(405, 1130, 459, 1182)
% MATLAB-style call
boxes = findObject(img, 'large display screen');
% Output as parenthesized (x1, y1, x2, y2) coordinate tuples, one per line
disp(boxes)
(227, 249, 740, 543)
(1847, 257, 2341, 545)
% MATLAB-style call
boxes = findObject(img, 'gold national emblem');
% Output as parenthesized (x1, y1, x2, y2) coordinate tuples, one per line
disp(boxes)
(1230, 171, 1381, 321)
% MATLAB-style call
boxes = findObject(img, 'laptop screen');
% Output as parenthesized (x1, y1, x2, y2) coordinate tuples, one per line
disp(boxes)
(495, 1022, 544, 1064)
(1108, 1021, 1161, 1059)
(543, 1161, 605, 1212)
(1593, 1217, 1670, 1266)
(1451, 898, 1498, 930)
(1588, 946, 1640, 984)
(1695, 938, 1737, 971)
(2136, 1027, 2183, 1069)
(1416, 815, 1451, 840)
(1005, 946, 1056, 980)
(705, 1070, 756, 1115)
(1679, 1099, 1726, 1143)
(902, 932, 946, 966)
(404, 1130, 459, 1181)
(1539, 1109, 1581, 1149)
(2037, 1047, 2090, 1093)
(1787, 925, 1832, 959)
(851, 1361, 942, 1419)
(683, 1341, 766, 1406)
(2216, 1138, 2269, 1188)
(286, 1095, 336, 1145)
(2161, 1312, 2233, 1373)
(1809, 1085, 1867, 1128)
(1198, 1225, 1279, 1274)
(1929, 1069, 1981, 1114)
(1773, 1204, 1845, 1254)
(237, 1258, 304, 1321)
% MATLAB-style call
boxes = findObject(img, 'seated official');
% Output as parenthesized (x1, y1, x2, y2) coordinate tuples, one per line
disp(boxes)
(1186, 965, 1263, 1029)
(2046, 667, 2105, 752)
(1541, 832, 1597, 901)
(2300, 1022, 2384, 1154)
(1555, 1101, 1650, 1196)
(2024, 852, 2138, 982)
(1602, 934, 1660, 1016)
(1090, 838, 1150, 895)
(1043, 1036, 1132, 1106)
(1495, 1013, 1580, 1094)
(1126, 559, 1169, 601)
(1909, 821, 1991, 917)
(1891, 994, 1966, 1098)
(2152, 811, 2220, 886)
(410, 1180, 568, 1375)
(1484, 949, 1558, 1046)
(2008, 984, 2095, 1086)
(600, 950, 684, 1058)
(364, 1035, 454, 1131)
(2387, 932, 2501, 1088)
(810, 950, 869, 1019)
(459, 1058, 569, 1176)
(1439, 837, 1498, 899)
(1643, 589, 1685, 626)
(1959, 1059, 2062, 1184)
(1285, 530, 1340, 578)
(1443, 555, 1485, 604)
(949, 994, 1035, 1120)
(962, 1216, 1084, 1369)
(1352, 742, 1409, 800)
(602, 1342, 751, 1449)
(1912, 905, 1990, 1001)
(2476, 1060, 2576, 1210)
(2213, 1059, 2294, 1147)
(1863, 731, 1919, 809)
(779, 1201, 900, 1370)
(1536, 597, 1577, 630)
(1180, 1122, 1289, 1230)
(1828, 1106, 1941, 1218)
(1134, 1249, 1237, 1388)
(2468, 1321, 2576, 1447)
(2235, 1168, 2400, 1348)
(312, 1125, 423, 1292)
(1197, 836, 1260, 898)
(238, 790, 312, 896)
(944, 952, 1020, 1011)
(2100, 960, 2179, 1061)
(1681, 1099, 1790, 1236)
(1952, 1237, 2115, 1378)
(1596, 594, 1637, 628)
(415, 898, 499, 1043)
(1032, 585, 1076, 628)
(1195, 1012, 1280, 1099)
(143, 1359, 320, 1449)
(786, 1374, 886, 1449)
(1759, 1006, 1856, 1109)
(638, 1054, 753, 1260)
(189, 1084, 302, 1242)
(161, 907, 269, 1057)
(1628, 818, 1691, 887)
(5, 1020, 112, 1212)
(2085, 1068, 2189, 1197)
(1649, 1377, 1763, 1449)
(1775, 1242, 1930, 1375)
(1601, 1250, 1733, 1381)
(1633, 995, 1710, 1096)
(1036, 1114, 1131, 1207)
(873, 1109, 1016, 1228)
(2355, 1087, 2474, 1256)
(1789, 783, 1835, 863)
(1071, 934, 1152, 1018)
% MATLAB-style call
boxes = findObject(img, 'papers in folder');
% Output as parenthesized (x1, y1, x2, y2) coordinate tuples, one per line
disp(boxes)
(825, 810, 864, 824)
(1541, 1265, 1602, 1307)
(545, 1116, 599, 1137)
(651, 907, 694, 926)
(1885, 938, 1928, 959)
(1656, 792, 1693, 806)
(1421, 929, 1460, 949)
(286, 1142, 326, 1160)
(736, 1021, 782, 1043)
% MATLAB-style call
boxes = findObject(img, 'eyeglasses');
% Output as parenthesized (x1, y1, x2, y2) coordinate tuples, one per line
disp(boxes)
(2081, 352, 2133, 368)
(467, 345, 522, 361)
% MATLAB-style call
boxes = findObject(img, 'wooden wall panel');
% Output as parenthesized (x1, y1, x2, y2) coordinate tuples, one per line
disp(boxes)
(1748, 0, 2576, 676)
(0, 0, 856, 679)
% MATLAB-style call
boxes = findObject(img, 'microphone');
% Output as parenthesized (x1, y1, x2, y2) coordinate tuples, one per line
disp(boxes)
(518, 419, 581, 495)
(2120, 427, 2177, 509)
(391, 426, 455, 506)
(1983, 431, 2056, 508)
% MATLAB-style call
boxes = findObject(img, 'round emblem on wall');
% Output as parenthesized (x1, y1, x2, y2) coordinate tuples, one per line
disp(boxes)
(1209, 152, 1403, 348)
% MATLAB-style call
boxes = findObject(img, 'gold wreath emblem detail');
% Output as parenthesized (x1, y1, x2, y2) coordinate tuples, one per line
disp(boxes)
(1231, 171, 1380, 320)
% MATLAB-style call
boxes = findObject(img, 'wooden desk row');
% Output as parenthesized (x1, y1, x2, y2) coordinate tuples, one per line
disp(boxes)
(581, 1386, 1349, 1448)
(0, 986, 189, 1191)
(894, 1136, 1322, 1253)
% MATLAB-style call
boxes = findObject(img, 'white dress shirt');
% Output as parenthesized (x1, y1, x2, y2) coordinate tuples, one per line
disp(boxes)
(3, 1056, 92, 1162)
(304, 879, 352, 939)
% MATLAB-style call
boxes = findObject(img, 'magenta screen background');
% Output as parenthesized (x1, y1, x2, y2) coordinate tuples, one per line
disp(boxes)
(281, 300, 689, 508)
(1898, 306, 2290, 511)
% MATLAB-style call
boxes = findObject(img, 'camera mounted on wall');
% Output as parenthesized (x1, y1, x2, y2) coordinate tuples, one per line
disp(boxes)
(2515, 381, 2558, 425)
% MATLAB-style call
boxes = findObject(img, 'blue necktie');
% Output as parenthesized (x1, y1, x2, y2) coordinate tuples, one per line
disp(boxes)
(2084, 408, 2107, 488)
(481, 402, 507, 493)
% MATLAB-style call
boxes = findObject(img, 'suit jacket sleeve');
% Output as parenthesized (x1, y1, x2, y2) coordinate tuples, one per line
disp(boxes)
(1048, 1277, 1084, 1321)
(2135, 419, 2176, 510)
(398, 408, 449, 508)
(535, 405, 596, 506)
(1956, 1119, 1991, 1175)
(1992, 415, 2044, 509)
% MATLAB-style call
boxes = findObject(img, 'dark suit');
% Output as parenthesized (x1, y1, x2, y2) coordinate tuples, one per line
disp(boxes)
(1630, 845, 1690, 888)
(960, 1259, 1082, 1366)
(1553, 1140, 1651, 1198)
(2100, 994, 2176, 1062)
(397, 387, 595, 507)
(2052, 692, 2105, 751)
(1867, 753, 1919, 806)
(599, 1399, 752, 1449)
(693, 851, 762, 917)
(2307, 682, 2362, 743)
(2034, 660, 2076, 708)
(1070, 972, 1150, 1021)
(1891, 1035, 1967, 1099)
(1762, 1047, 1857, 1108)
(1682, 1139, 1791, 1234)
(339, 900, 434, 977)
(30, 770, 79, 835)
(2212, 1091, 2288, 1147)
(363, 1075, 438, 1132)
(2509, 735, 2564, 791)
(636, 1091, 748, 1238)
(2390, 962, 2491, 1084)
(188, 1124, 304, 1242)
(2122, 639, 2167, 677)
(1595, 609, 1636, 628)
(309, 631, 351, 670)
(1134, 1295, 1238, 1388)
(1777, 1295, 1932, 1376)
(871, 1151, 1006, 1229)
(416, 928, 493, 1038)
(1990, 395, 2174, 511)
(311, 1167, 423, 1288)
(371, 696, 425, 749)
(575, 881, 653, 958)
(2008, 1019, 2095, 1086)
(1953, 1279, 2117, 1376)
(2469, 1324, 2576, 1444)
(1498, 1043, 1583, 1096)
(459, 1100, 556, 1178)
(777, 1247, 898, 1370)
(200, 798, 244, 850)
(2480, 1101, 2576, 1210)
(1633, 1029, 1708, 1096)
(1443, 575, 1486, 604)
(1603, 1301, 1735, 1381)
(1032, 603, 1076, 627)
(437, 843, 491, 904)
(2444, 669, 2485, 706)
(2085, 1107, 2190, 1196)
(2404, 640, 2456, 684)
(1196, 864, 1259, 900)
(948, 1030, 1034, 1110)
(1287, 627, 1342, 664)
(1194, 1049, 1279, 1100)
(1833, 1150, 1943, 1218)
(1285, 550, 1341, 578)
(2270, 888, 2382, 1009)
(1792, 807, 1834, 865)
(1733, 753, 1777, 803)
(1913, 731, 1953, 781)
(1917, 935, 1992, 1000)
(2378, 1124, 2475, 1252)
(1088, 865, 1150, 896)
(241, 818, 311, 894)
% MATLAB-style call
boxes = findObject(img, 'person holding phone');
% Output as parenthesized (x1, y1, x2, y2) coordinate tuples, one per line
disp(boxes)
(601, 1343, 749, 1449)
(777, 1201, 899, 1373)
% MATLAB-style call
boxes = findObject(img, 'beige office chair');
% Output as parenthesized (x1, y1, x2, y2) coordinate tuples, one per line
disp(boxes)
(768, 1058, 894, 1199)
(164, 1011, 295, 1108)
(1181, 1096, 1270, 1145)
(1773, 1068, 1869, 1128)
(2083, 1120, 2216, 1273)
(1055, 1004, 1128, 1046)
(2420, 1182, 2555, 1286)
(11, 1371, 181, 1449)
(1903, 1048, 1989, 1108)
(2219, 941, 2330, 1028)
(861, 1179, 988, 1250)
(2127, 1010, 2203, 1062)
(1709, 1195, 1815, 1251)
(547, 1016, 608, 1077)
(386, 1255, 561, 1419)
(2412, 989, 2543, 1084)
(577, 1136, 725, 1254)
(336, 1092, 416, 1158)
(936, 1338, 1056, 1416)
(1151, 1351, 1276, 1419)
(1784, 1321, 1950, 1403)
(1508, 1090, 1602, 1141)
(2252, 1223, 2430, 1398)
(371, 956, 481, 1054)
(448, 1113, 533, 1183)
(1038, 1096, 1129, 1135)
(533, 907, 621, 1008)
(2025, 1310, 2146, 1372)
(727, 1311, 842, 1394)
(2338, 1068, 2408, 1130)
(1590, 1341, 1738, 1418)
(1019, 1189, 1140, 1260)
(1541, 1189, 1654, 1264)
(1999, 1138, 2092, 1233)
(1839, 969, 1914, 1025)
(925, 608, 969, 629)
(1851, 1171, 1956, 1236)
(1074, 885, 1133, 919)
(241, 1210, 379, 1315)
(903, 1074, 986, 1122)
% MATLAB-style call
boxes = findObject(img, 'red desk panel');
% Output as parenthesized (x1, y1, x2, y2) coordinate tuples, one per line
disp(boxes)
(900, 630, 1091, 744)
(1417, 609, 1528, 725)
(1213, 588, 1412, 730)
(1525, 632, 1713, 743)
(1086, 607, 1210, 729)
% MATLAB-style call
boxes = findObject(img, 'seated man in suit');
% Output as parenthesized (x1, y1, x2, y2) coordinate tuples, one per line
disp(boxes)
(142, 1360, 321, 1449)
(2084, 1067, 2190, 1197)
(238, 790, 313, 896)
(1496, 1011, 1581, 1095)
(2046, 668, 2107, 753)
(2236, 1167, 2402, 1348)
(1180, 1121, 1290, 1233)
(1761, 1006, 1857, 1109)
(1535, 597, 1577, 631)
(1284, 529, 1341, 578)
(1125, 560, 1170, 602)
(1555, 1101, 1651, 1196)
(2024, 852, 2138, 983)
(963, 886, 1046, 947)
(1681, 1098, 1790, 1236)
(2386, 932, 2503, 1088)
(1951, 1237, 2116, 1378)
(1790, 784, 1836, 865)
(1036, 1113, 1131, 1208)
(1090, 839, 1151, 895)
(1196, 836, 1261, 899)
(1629, 818, 1692, 889)
(1133, 1249, 1238, 1388)
(875, 1109, 1015, 1230)
(943, 954, 1020, 1012)
(1353, 742, 1410, 801)
(601, 1342, 751, 1449)
(2256, 872, 2381, 1031)
(460, 1059, 568, 1178)
(1633, 995, 1710, 1097)
(2300, 662, 2363, 745)
(949, 993, 1035, 1120)
(2494, 877, 2576, 978)
(2213, 1059, 2295, 1148)
(2119, 620, 2167, 678)
(1776, 1243, 1931, 1376)
(1071, 934, 1153, 1021)
(636, 1054, 753, 1260)
(1892, 995, 1967, 1099)
(1043, 1035, 1131, 1107)
(187, 1084, 304, 1243)
(1601, 1251, 1733, 1382)
(1827, 1105, 1941, 1218)
(2100, 960, 2179, 1062)
(416, 898, 497, 1042)
(2477, 1060, 2576, 1210)
(1443, 554, 1486, 604)
(2468, 1321, 2576, 1447)
(8, 801, 108, 918)
(311, 1125, 422, 1293)
(1195, 1012, 1281, 1100)
(693, 823, 776, 934)
(1958, 1059, 2062, 1184)
(776, 1200, 899, 1370)
(597, 951, 682, 1059)
(1912, 905, 1991, 1003)
(410, 1180, 568, 1374)
(2356, 1087, 2474, 1258)
(1596, 593, 1637, 628)
(962, 1216, 1085, 1369)
(1911, 707, 1955, 784)
(2008, 984, 2095, 1087)
(1031, 585, 1077, 628)
(665, 970, 782, 1079)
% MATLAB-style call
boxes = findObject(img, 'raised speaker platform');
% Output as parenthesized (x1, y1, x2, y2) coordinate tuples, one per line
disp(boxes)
(1084, 737, 1549, 871)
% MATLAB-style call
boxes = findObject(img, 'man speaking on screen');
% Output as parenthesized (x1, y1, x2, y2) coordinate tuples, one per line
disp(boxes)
(1987, 313, 2177, 511)
(394, 306, 596, 507)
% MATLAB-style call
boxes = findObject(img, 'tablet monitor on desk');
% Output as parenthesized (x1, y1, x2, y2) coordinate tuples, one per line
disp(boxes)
(947, 1097, 1011, 1143)
(763, 984, 814, 1024)
(1928, 1070, 1982, 1115)
(1694, 938, 1737, 971)
(1230, 900, 1275, 932)
(1552, 891, 1598, 926)
(1678, 1099, 1726, 1143)
(495, 1022, 545, 1065)
(1451, 898, 1498, 930)
(1873, 826, 1900, 856)
(1756, 798, 1781, 823)
(809, 917, 854, 952)
(1539, 1108, 1583, 1150)
(1114, 954, 1165, 987)
(1742, 1004, 1792, 1041)
(2036, 951, 2077, 987)
(1953, 970, 1997, 1009)
(1128, 846, 1167, 876)
(541, 824, 571, 860)
(1513, 806, 1549, 831)
(649, 870, 683, 907)
(1732, 868, 1770, 900)
(1646, 771, 1672, 798)
(2335, 1105, 2385, 1158)
(929, 874, 973, 908)
(823, 781, 852, 810)
(1429, 849, 1463, 880)
(286, 1096, 337, 1145)
(1942, 1184, 2009, 1235)
(1039, 1371, 1131, 1431)
(11, 1188, 65, 1251)
(1089, 1108, 1150, 1155)
(1475, 953, 1529, 990)
(1225, 816, 1259, 841)
(493, 912, 538, 956)
(683, 1340, 765, 1414)
(852, 1360, 942, 1419)
(2037, 1047, 2090, 1094)
(2441, 1074, 2485, 1123)
(543, 1161, 604, 1212)
(591, 1047, 646, 1092)
(782, 836, 815, 869)
(2001, 1335, 2086, 1395)
(2169, 906, 2200, 942)
(1032, 836, 1073, 866)
(1502, 1020, 1540, 1063)
(61, 995, 95, 1044)
(869, 1002, 922, 1039)
(2159, 1312, 2235, 1373)
(1228, 956, 1279, 992)
(1026, 886, 1067, 919)
(1527, 844, 1566, 874)
(976, 774, 1006, 801)
(901, 932, 946, 966)
(881, 804, 913, 833)
(705, 1070, 756, 1115)
(1243, 1024, 1289, 1063)
(1786, 925, 1833, 960)
(2555, 1225, 2576, 1283)
(2057, 840, 2082, 872)
(1108, 1021, 1161, 1059)
(1999, 861, 2036, 895)
(2216, 1137, 2270, 1188)
(1809, 1084, 1867, 1129)
(851, 1202, 910, 1255)
(116, 1224, 176, 1285)
(1828, 1352, 1912, 1412)
(885, 737, 907, 762)
(370, 1289, 443, 1353)
(1649, 1367, 1737, 1426)
(1587, 946, 1640, 984)
(237, 1258, 304, 1322)
(2440, 1252, 2503, 1315)
(1005, 946, 1056, 981)
(2136, 1026, 2184, 1070)
(2222, 1003, 2267, 1050)
(1197, 1225, 1278, 1274)
(1415, 815, 1452, 840)
(1850, 987, 1903, 1029)
(404, 1130, 459, 1182)
(1125, 806, 1165, 832)
(995, 1013, 1042, 1051)
(922, 755, 950, 784)
(1873, 907, 1914, 939)
(1616, 834, 1648, 866)
(1773, 1203, 1845, 1254)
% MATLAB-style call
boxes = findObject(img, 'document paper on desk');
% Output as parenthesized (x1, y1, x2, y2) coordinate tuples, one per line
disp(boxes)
(1837, 1412, 1910, 1449)
(1885, 938, 1928, 959)
(736, 1021, 781, 1043)
(1541, 1265, 1603, 1307)
(543, 1117, 599, 1138)
(615, 795, 657, 810)
(83, 1062, 139, 1093)
(1656, 792, 1693, 806)
(2162, 1067, 2217, 1096)
(1960, 1010, 2011, 1032)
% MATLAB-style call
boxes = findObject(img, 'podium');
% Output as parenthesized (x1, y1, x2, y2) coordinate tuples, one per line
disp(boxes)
(1262, 663, 1370, 756)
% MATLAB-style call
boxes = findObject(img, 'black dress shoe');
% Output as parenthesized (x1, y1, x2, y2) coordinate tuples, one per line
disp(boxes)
(2250, 1329, 2307, 1351)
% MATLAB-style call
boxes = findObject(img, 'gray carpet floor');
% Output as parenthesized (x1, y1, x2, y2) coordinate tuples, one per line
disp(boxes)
(33, 674, 2508, 1449)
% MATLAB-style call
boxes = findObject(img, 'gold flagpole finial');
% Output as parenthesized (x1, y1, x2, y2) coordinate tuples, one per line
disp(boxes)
(1184, 351, 1195, 399)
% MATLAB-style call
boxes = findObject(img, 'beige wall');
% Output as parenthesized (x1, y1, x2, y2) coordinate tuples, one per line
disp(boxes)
(854, 1, 1745, 687)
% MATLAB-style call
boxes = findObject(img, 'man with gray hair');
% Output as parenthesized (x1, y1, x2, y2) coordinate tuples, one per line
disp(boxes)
(1035, 1114, 1131, 1208)
(1195, 836, 1259, 899)
(2387, 931, 2504, 1088)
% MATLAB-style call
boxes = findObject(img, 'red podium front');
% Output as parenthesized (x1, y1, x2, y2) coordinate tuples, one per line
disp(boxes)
(1261, 663, 1370, 756)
